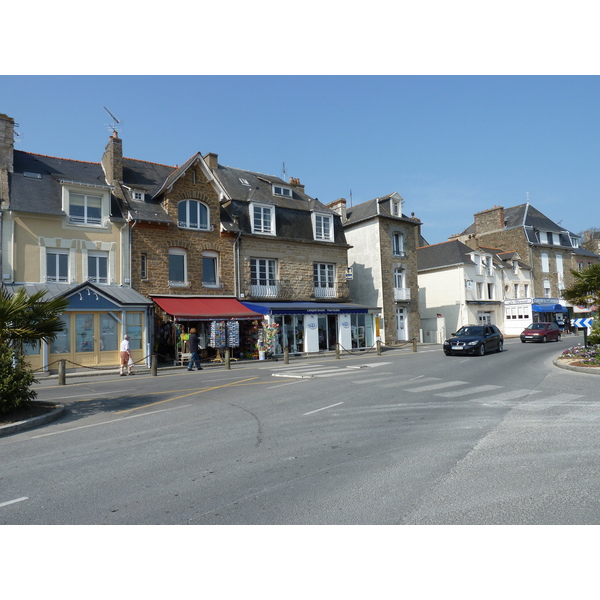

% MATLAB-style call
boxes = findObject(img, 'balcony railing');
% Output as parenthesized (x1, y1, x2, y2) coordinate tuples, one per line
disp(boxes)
(394, 287, 411, 301)
(313, 281, 351, 301)
(243, 279, 293, 300)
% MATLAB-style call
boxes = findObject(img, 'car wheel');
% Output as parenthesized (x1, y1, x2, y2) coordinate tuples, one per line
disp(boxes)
(542, 335, 547, 343)
(556, 334, 561, 342)
(478, 344, 485, 356)
(497, 340, 503, 352)
(521, 339, 526, 343)
(444, 351, 452, 356)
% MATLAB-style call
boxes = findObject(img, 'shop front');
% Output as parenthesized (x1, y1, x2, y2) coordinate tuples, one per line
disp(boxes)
(150, 296, 264, 362)
(10, 282, 153, 372)
(531, 298, 568, 325)
(240, 301, 375, 354)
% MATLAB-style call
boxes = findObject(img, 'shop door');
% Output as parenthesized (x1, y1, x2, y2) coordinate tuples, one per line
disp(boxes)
(396, 307, 407, 341)
(74, 313, 98, 366)
(318, 315, 337, 350)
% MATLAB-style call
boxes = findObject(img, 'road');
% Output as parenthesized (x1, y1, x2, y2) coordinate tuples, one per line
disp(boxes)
(2, 336, 600, 525)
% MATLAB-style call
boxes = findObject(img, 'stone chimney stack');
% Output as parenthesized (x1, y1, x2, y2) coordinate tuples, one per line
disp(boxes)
(474, 205, 505, 235)
(327, 198, 347, 221)
(0, 113, 15, 206)
(101, 131, 123, 185)
(204, 152, 218, 170)
(289, 177, 305, 193)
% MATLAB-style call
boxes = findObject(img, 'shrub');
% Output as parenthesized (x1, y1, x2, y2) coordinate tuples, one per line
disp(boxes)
(0, 344, 37, 415)
(587, 317, 600, 346)
(560, 344, 600, 364)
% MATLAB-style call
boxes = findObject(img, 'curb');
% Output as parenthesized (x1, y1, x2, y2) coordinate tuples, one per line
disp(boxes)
(0, 402, 65, 438)
(553, 359, 600, 375)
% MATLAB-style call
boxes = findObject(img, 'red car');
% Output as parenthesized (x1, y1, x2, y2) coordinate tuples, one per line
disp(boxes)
(520, 322, 561, 343)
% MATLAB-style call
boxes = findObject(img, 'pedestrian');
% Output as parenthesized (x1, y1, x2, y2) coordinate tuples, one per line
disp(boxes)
(120, 334, 133, 376)
(564, 318, 571, 334)
(187, 328, 203, 371)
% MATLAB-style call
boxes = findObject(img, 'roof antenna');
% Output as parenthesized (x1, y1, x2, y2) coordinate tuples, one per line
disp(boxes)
(526, 191, 530, 203)
(282, 162, 287, 180)
(349, 189, 353, 207)
(103, 106, 121, 135)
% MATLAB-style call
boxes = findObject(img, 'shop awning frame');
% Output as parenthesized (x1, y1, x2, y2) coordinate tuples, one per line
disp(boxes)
(532, 303, 568, 313)
(241, 301, 371, 315)
(151, 296, 264, 321)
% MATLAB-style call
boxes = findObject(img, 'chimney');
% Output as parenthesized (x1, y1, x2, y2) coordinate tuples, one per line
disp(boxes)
(327, 198, 347, 221)
(474, 205, 505, 235)
(204, 152, 218, 170)
(289, 176, 305, 192)
(101, 131, 123, 185)
(0, 114, 15, 206)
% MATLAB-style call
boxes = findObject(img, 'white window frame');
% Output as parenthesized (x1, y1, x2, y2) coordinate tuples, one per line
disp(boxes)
(314, 263, 335, 298)
(391, 199, 400, 217)
(168, 248, 187, 287)
(540, 231, 548, 244)
(132, 190, 144, 201)
(524, 283, 530, 298)
(514, 283, 519, 298)
(543, 279, 551, 298)
(46, 249, 69, 283)
(141, 253, 148, 280)
(178, 199, 210, 231)
(87, 251, 109, 284)
(251, 258, 277, 286)
(313, 213, 334, 242)
(541, 252, 550, 272)
(202, 251, 219, 288)
(250, 203, 275, 235)
(392, 232, 405, 256)
(62, 185, 110, 229)
(272, 184, 292, 198)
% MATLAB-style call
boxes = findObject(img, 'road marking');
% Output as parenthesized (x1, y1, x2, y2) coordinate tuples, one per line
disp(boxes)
(31, 405, 193, 438)
(517, 393, 585, 412)
(0, 497, 28, 508)
(303, 402, 344, 416)
(436, 384, 503, 398)
(356, 376, 441, 386)
(469, 389, 541, 404)
(404, 381, 469, 392)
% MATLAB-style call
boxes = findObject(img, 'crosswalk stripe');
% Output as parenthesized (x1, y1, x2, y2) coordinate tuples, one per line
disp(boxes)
(516, 393, 584, 411)
(404, 381, 469, 392)
(469, 389, 541, 403)
(436, 384, 503, 398)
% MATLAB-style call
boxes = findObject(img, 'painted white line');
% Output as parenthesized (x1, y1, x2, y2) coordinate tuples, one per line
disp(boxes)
(436, 384, 503, 398)
(30, 404, 192, 439)
(267, 380, 307, 389)
(404, 381, 469, 392)
(517, 393, 584, 412)
(49, 389, 132, 400)
(0, 497, 28, 508)
(469, 389, 541, 404)
(303, 402, 344, 416)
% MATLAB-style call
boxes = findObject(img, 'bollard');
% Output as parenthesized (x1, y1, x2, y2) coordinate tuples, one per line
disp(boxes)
(413, 338, 417, 352)
(376, 340, 381, 356)
(151, 354, 158, 376)
(284, 345, 289, 364)
(58, 359, 66, 386)
(225, 347, 231, 370)
(335, 343, 340, 359)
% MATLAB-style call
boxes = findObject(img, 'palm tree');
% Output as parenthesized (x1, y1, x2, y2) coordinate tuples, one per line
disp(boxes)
(0, 287, 69, 351)
(562, 263, 600, 309)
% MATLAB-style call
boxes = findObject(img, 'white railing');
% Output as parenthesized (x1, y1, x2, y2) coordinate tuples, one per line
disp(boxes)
(250, 283, 279, 298)
(394, 287, 411, 301)
(314, 286, 336, 299)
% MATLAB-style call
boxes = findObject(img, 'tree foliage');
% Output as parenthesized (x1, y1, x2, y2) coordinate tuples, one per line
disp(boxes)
(0, 287, 69, 349)
(0, 344, 37, 415)
(561, 263, 600, 309)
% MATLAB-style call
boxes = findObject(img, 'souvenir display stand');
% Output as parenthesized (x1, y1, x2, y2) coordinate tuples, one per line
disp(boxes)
(209, 320, 240, 362)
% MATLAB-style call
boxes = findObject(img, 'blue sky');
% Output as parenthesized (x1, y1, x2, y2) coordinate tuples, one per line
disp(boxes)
(2, 75, 599, 245)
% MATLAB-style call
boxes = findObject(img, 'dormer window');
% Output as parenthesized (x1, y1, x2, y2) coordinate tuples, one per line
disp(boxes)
(69, 193, 102, 225)
(178, 199, 209, 230)
(313, 213, 333, 242)
(391, 199, 400, 217)
(273, 185, 292, 198)
(132, 190, 144, 201)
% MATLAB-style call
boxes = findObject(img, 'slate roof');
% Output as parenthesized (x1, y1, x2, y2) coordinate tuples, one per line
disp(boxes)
(9, 151, 121, 218)
(417, 239, 476, 272)
(214, 163, 348, 245)
(345, 194, 421, 227)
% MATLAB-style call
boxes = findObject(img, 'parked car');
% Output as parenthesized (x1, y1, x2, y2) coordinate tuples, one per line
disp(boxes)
(443, 324, 504, 356)
(520, 322, 561, 343)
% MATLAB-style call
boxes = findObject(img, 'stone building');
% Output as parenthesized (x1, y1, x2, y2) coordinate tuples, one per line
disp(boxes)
(330, 192, 422, 346)
(451, 203, 599, 322)
(211, 160, 373, 355)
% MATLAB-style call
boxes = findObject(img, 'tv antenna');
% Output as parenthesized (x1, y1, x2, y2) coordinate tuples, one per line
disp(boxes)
(103, 106, 121, 134)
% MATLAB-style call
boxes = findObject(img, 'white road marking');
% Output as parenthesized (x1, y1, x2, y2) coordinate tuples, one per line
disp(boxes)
(30, 404, 192, 438)
(517, 393, 585, 412)
(404, 381, 469, 392)
(469, 389, 541, 404)
(0, 497, 28, 508)
(303, 402, 344, 416)
(436, 384, 503, 398)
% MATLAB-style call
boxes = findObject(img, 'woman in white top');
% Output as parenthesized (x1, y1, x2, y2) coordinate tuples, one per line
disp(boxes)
(120, 334, 133, 375)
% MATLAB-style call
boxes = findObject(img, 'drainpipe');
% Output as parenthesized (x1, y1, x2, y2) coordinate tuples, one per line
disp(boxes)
(234, 231, 242, 297)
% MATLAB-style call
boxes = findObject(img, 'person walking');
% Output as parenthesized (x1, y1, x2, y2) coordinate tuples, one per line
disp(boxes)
(187, 328, 203, 371)
(120, 334, 133, 376)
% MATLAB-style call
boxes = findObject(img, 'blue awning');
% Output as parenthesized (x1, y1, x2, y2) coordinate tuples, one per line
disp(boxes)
(241, 301, 370, 315)
(532, 303, 568, 313)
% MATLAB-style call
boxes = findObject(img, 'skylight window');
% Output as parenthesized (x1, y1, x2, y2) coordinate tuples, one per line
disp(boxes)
(239, 178, 250, 186)
(23, 171, 41, 179)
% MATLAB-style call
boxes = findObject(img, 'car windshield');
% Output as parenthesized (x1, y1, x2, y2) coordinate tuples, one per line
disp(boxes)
(455, 326, 484, 337)
(528, 323, 547, 330)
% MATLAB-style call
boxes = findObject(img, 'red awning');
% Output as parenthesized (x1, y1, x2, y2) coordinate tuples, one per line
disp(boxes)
(151, 296, 264, 321)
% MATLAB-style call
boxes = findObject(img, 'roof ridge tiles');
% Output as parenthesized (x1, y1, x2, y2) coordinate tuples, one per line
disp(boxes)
(123, 157, 176, 168)
(19, 151, 101, 166)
